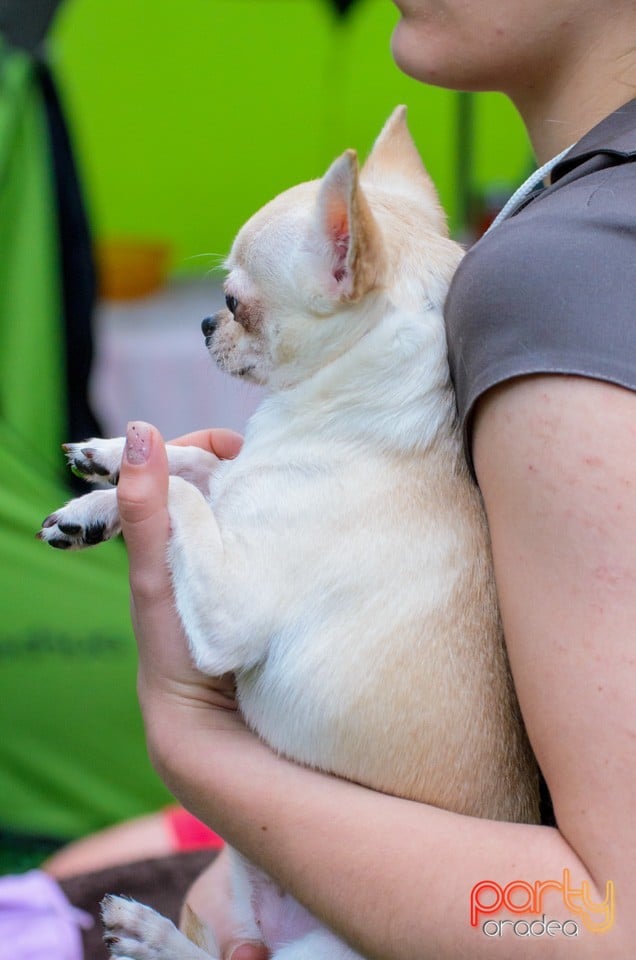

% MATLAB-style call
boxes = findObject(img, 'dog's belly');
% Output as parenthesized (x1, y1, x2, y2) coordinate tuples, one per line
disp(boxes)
(242, 860, 321, 949)
(234, 583, 522, 820)
(212, 452, 538, 823)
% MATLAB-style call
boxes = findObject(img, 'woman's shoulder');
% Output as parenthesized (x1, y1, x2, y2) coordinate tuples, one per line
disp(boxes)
(451, 154, 636, 320)
(445, 156, 636, 449)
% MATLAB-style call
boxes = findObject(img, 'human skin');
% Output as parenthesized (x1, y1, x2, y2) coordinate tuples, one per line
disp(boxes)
(119, 384, 636, 959)
(390, 0, 636, 163)
(115, 2, 636, 956)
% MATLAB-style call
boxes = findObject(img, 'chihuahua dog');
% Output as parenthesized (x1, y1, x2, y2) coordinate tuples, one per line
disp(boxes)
(39, 108, 539, 960)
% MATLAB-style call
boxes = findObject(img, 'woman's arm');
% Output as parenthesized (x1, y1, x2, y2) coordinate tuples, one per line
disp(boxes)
(471, 373, 636, 925)
(116, 382, 636, 958)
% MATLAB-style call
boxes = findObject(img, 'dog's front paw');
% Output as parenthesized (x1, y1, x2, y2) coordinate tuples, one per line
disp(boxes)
(63, 437, 126, 485)
(37, 489, 120, 549)
(101, 895, 216, 960)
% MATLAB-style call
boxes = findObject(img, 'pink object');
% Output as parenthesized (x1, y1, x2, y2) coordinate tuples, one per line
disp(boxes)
(163, 805, 225, 852)
(0, 870, 92, 960)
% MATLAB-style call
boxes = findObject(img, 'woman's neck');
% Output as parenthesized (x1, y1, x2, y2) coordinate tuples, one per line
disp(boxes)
(510, 17, 636, 163)
(518, 85, 635, 166)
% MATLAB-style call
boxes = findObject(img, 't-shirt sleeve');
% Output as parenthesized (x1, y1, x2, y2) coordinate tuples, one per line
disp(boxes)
(445, 160, 636, 459)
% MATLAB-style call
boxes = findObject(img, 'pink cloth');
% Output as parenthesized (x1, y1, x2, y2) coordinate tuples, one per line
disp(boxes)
(163, 804, 225, 852)
(0, 870, 92, 960)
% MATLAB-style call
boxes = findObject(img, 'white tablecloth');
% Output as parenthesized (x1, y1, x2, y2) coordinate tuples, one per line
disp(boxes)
(90, 278, 264, 440)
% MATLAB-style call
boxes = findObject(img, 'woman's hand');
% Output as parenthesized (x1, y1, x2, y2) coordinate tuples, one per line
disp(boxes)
(115, 421, 268, 960)
(116, 422, 242, 714)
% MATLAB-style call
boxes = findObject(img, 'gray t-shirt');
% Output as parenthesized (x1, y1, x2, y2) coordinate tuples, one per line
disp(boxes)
(445, 98, 636, 468)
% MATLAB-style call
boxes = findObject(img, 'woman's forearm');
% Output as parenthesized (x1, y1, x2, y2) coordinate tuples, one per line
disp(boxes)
(144, 697, 618, 960)
(115, 423, 627, 959)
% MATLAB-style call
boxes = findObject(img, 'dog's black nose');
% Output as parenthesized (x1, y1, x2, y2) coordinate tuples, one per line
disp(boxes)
(201, 315, 218, 338)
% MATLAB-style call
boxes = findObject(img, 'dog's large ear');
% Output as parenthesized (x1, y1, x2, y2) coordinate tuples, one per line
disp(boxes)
(362, 105, 447, 235)
(315, 149, 385, 303)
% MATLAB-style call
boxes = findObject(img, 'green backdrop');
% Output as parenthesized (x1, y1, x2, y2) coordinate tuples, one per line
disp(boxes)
(50, 0, 532, 271)
(0, 42, 171, 846)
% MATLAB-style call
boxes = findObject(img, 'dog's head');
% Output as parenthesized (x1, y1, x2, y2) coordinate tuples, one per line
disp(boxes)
(203, 106, 460, 389)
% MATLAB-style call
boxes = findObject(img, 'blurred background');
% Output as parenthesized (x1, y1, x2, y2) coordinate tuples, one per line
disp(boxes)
(50, 0, 531, 272)
(0, 0, 532, 877)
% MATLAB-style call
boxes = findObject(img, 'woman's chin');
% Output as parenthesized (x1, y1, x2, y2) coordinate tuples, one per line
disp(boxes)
(390, 19, 420, 79)
(390, 18, 449, 87)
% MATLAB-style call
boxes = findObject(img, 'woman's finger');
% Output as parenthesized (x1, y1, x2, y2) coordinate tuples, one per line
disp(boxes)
(226, 942, 270, 960)
(168, 427, 244, 459)
(117, 422, 241, 711)
(117, 421, 169, 551)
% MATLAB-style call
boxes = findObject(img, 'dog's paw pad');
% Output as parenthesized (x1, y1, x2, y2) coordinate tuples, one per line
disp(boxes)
(38, 517, 109, 549)
(57, 520, 83, 536)
(42, 536, 73, 550)
(37, 490, 119, 549)
(37, 515, 74, 549)
(84, 521, 108, 544)
(62, 439, 122, 485)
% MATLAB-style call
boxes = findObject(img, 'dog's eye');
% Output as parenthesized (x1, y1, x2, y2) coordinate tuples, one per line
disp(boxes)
(225, 294, 238, 315)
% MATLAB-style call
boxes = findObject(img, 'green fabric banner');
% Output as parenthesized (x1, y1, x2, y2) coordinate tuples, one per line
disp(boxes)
(0, 44, 170, 842)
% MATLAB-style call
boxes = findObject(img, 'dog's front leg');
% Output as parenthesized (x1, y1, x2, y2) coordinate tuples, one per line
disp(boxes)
(167, 476, 266, 676)
(39, 441, 220, 549)
(62, 437, 219, 497)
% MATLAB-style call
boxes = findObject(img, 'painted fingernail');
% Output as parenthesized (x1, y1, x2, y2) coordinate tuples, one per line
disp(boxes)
(227, 944, 270, 960)
(125, 421, 151, 464)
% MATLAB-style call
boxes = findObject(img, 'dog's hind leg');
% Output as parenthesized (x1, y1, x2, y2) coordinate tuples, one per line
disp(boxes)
(101, 895, 219, 960)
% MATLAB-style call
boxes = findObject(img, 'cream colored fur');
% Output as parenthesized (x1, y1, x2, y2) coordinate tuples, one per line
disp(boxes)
(44, 108, 539, 960)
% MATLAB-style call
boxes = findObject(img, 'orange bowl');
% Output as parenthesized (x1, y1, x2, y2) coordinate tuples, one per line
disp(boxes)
(96, 239, 172, 300)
